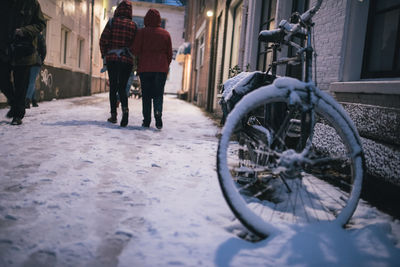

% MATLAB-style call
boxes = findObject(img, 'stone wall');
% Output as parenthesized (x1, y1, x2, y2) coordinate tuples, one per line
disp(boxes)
(339, 102, 400, 186)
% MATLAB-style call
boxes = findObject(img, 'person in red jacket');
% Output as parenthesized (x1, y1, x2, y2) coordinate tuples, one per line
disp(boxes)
(133, 8, 172, 129)
(100, 0, 136, 127)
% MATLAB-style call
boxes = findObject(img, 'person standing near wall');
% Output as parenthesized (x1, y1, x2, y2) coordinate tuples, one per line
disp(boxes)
(26, 31, 46, 109)
(0, 0, 45, 125)
(100, 0, 137, 127)
(133, 8, 172, 129)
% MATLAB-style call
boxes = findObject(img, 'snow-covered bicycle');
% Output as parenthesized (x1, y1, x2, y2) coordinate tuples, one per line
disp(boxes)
(217, 0, 364, 238)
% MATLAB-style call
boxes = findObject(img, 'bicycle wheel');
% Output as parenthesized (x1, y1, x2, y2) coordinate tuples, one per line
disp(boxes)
(217, 81, 364, 238)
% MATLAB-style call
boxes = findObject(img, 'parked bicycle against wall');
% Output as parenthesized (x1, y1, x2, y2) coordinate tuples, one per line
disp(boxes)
(217, 0, 364, 238)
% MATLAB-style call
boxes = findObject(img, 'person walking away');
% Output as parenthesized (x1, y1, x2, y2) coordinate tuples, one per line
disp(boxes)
(133, 8, 172, 129)
(0, 0, 45, 125)
(26, 31, 46, 108)
(100, 0, 137, 127)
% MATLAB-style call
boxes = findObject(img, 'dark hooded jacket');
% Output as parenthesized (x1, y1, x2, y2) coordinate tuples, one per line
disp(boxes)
(133, 8, 172, 73)
(100, 0, 137, 65)
(34, 32, 46, 66)
(0, 0, 45, 66)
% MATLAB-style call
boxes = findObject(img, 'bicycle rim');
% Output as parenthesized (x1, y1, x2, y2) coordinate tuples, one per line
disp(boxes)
(217, 85, 364, 238)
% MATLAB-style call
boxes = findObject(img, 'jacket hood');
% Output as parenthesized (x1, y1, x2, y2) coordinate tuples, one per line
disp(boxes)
(144, 9, 161, 27)
(114, 0, 132, 20)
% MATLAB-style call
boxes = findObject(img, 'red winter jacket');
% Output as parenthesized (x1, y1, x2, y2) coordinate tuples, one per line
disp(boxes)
(99, 0, 136, 65)
(133, 9, 172, 73)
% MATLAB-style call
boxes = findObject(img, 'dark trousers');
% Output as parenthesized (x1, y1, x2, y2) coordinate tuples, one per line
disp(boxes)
(139, 72, 167, 124)
(0, 61, 30, 119)
(107, 61, 132, 113)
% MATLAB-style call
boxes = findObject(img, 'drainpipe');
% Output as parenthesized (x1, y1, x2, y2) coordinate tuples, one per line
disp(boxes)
(219, 0, 231, 86)
(206, 0, 218, 112)
(238, 0, 248, 70)
(88, 0, 94, 96)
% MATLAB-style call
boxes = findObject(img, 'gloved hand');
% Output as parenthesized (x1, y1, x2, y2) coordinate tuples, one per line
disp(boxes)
(100, 57, 107, 73)
(15, 28, 24, 37)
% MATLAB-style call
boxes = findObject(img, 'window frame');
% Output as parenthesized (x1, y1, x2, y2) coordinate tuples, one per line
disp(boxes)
(61, 26, 70, 65)
(77, 38, 84, 69)
(198, 0, 205, 14)
(229, 1, 243, 72)
(286, 0, 309, 79)
(256, 0, 276, 72)
(361, 0, 400, 79)
(196, 32, 205, 69)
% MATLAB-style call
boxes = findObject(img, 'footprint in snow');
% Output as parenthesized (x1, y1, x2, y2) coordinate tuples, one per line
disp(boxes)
(22, 249, 57, 267)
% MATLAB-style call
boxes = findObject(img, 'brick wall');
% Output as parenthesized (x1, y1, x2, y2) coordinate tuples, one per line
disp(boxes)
(312, 0, 347, 91)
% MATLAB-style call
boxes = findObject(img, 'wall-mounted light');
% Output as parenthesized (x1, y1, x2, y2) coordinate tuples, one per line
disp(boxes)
(206, 10, 214, 17)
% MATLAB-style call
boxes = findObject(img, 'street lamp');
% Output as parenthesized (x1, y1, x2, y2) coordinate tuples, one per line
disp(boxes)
(206, 4, 216, 111)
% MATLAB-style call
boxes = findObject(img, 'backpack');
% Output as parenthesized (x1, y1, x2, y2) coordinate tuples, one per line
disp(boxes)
(219, 72, 273, 125)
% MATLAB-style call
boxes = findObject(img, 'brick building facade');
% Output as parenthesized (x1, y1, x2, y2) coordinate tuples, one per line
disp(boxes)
(0, 0, 185, 104)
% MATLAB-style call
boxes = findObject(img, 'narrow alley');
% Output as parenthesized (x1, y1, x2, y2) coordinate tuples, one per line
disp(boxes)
(0, 94, 399, 267)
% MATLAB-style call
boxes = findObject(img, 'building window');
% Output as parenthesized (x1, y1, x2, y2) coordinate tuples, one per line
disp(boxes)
(61, 27, 70, 64)
(199, 0, 205, 14)
(94, 20, 100, 65)
(78, 38, 84, 68)
(133, 16, 145, 29)
(136, 0, 163, 3)
(229, 1, 243, 73)
(133, 16, 166, 29)
(362, 0, 400, 78)
(197, 33, 205, 69)
(257, 0, 277, 72)
(133, 0, 186, 5)
(286, 0, 309, 79)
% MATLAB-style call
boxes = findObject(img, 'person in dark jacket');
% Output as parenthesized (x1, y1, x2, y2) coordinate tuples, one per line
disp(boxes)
(133, 8, 172, 129)
(26, 32, 46, 108)
(0, 0, 45, 125)
(100, 0, 137, 127)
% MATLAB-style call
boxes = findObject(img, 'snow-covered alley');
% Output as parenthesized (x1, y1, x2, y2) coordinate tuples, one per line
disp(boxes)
(0, 93, 399, 267)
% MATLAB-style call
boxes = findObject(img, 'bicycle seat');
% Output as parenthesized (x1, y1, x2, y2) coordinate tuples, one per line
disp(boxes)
(258, 28, 285, 43)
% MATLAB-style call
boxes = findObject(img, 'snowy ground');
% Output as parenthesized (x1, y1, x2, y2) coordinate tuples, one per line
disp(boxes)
(0, 93, 399, 267)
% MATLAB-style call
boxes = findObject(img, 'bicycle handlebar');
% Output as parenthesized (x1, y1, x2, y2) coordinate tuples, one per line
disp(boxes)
(258, 0, 323, 43)
(258, 28, 285, 43)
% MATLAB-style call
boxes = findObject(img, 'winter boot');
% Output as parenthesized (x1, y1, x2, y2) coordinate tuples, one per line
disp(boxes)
(11, 117, 22, 125)
(142, 120, 150, 128)
(6, 109, 14, 118)
(120, 107, 129, 127)
(107, 112, 117, 123)
(155, 111, 163, 130)
(32, 98, 39, 107)
(25, 98, 30, 109)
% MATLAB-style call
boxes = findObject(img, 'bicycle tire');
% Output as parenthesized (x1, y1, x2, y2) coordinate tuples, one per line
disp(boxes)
(217, 79, 364, 238)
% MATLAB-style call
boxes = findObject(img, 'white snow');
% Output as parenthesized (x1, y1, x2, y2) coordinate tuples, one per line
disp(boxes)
(0, 93, 399, 267)
(221, 71, 264, 101)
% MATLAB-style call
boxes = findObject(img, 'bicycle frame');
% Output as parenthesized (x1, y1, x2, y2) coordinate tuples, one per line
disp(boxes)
(253, 0, 325, 164)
